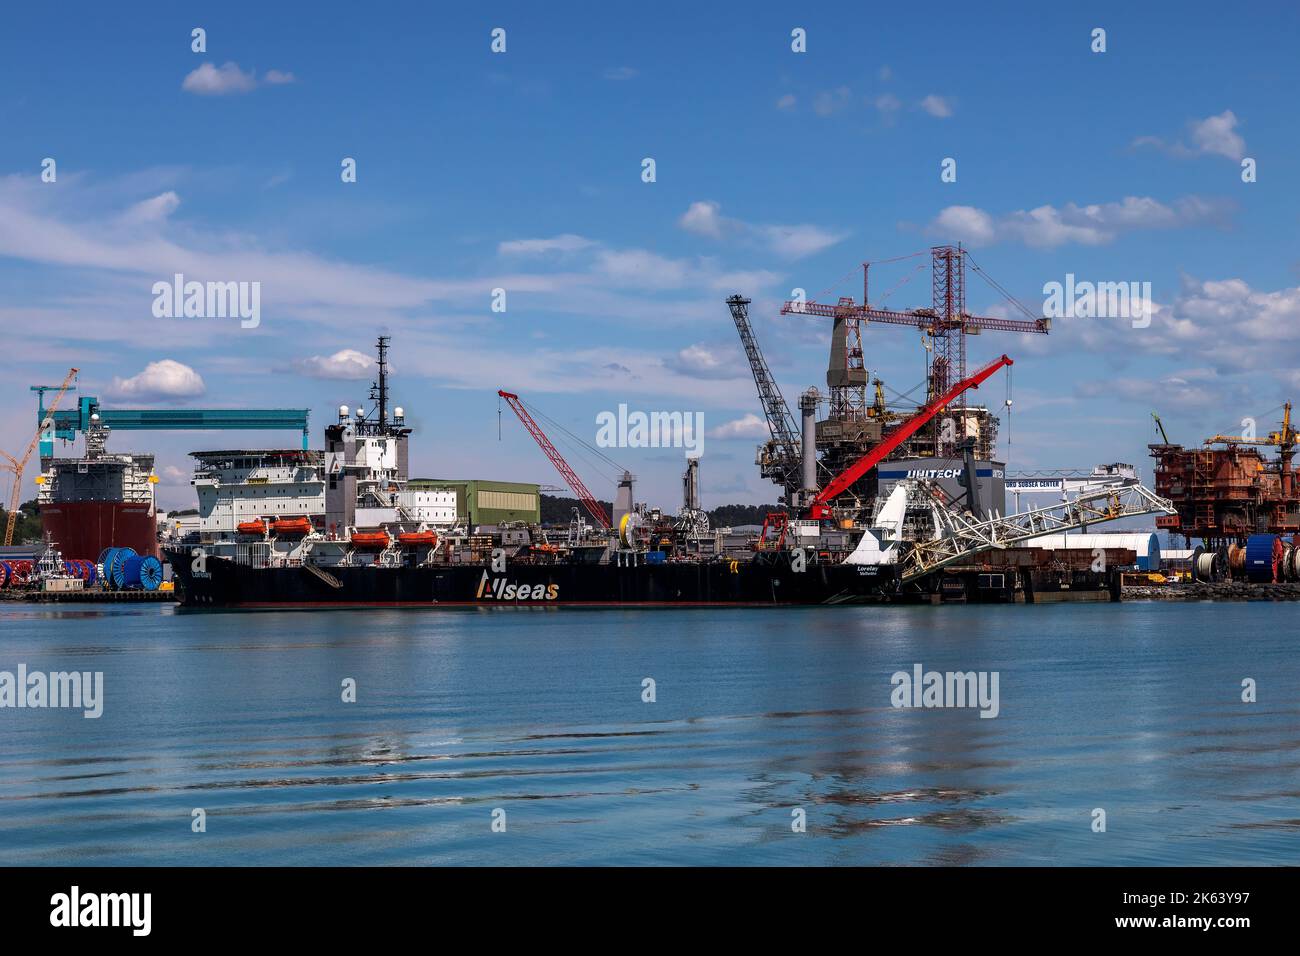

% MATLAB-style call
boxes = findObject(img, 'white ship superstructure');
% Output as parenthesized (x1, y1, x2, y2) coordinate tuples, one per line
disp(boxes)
(183, 338, 457, 567)
(191, 449, 326, 538)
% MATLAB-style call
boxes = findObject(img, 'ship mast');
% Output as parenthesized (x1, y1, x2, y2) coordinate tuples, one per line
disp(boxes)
(375, 335, 389, 430)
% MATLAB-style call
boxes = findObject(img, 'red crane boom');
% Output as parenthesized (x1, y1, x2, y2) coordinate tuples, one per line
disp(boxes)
(804, 354, 1013, 520)
(497, 390, 612, 529)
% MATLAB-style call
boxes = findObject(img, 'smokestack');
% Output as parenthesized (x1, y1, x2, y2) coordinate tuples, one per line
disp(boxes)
(613, 471, 635, 527)
(800, 390, 818, 503)
(683, 457, 700, 512)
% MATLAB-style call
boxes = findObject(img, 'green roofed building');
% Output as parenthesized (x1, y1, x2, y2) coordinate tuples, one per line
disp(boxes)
(407, 479, 540, 527)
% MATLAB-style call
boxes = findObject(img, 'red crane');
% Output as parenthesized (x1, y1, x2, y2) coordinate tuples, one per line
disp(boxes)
(497, 390, 612, 529)
(781, 245, 1047, 401)
(804, 354, 1013, 520)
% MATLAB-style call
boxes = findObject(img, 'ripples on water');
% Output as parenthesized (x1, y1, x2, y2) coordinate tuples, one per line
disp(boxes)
(0, 601, 1296, 865)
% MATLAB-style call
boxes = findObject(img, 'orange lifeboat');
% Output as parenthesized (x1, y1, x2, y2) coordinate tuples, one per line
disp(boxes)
(349, 530, 391, 549)
(397, 530, 438, 547)
(272, 517, 313, 537)
(237, 519, 268, 536)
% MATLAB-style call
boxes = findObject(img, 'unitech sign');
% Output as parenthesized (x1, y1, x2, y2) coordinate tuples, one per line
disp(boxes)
(876, 457, 1007, 513)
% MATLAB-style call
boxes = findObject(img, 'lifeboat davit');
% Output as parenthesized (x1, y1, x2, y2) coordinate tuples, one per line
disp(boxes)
(272, 517, 313, 537)
(237, 519, 269, 536)
(349, 530, 391, 549)
(396, 530, 438, 547)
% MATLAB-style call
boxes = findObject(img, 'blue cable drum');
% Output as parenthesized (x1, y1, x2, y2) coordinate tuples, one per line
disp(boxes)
(1244, 534, 1280, 583)
(139, 555, 163, 590)
(107, 547, 137, 590)
(121, 555, 163, 591)
(97, 548, 119, 587)
(0, 562, 8, 588)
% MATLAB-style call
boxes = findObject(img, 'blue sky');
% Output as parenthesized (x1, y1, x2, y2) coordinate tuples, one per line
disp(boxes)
(2, 1, 1298, 510)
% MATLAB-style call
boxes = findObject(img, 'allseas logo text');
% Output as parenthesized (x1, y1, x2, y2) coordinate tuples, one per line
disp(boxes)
(476, 572, 558, 602)
(191, 548, 211, 579)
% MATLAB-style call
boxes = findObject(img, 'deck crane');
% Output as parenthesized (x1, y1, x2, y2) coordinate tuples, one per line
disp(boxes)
(726, 294, 806, 503)
(2, 367, 78, 546)
(804, 354, 1013, 520)
(497, 390, 612, 529)
(1151, 411, 1171, 445)
(781, 246, 1047, 450)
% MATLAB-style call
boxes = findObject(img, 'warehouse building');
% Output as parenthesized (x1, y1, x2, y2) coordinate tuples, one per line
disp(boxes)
(407, 479, 540, 528)
(1031, 532, 1161, 571)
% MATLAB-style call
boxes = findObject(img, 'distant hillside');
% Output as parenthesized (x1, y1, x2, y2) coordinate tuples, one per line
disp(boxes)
(540, 494, 615, 525)
(706, 503, 782, 527)
(0, 500, 42, 544)
(539, 495, 780, 528)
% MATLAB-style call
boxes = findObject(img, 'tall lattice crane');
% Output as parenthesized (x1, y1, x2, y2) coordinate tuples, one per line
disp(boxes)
(2, 367, 78, 546)
(726, 294, 803, 500)
(498, 390, 612, 529)
(781, 245, 1049, 403)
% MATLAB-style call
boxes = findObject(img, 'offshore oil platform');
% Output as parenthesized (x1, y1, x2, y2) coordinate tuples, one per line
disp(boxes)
(1149, 404, 1300, 582)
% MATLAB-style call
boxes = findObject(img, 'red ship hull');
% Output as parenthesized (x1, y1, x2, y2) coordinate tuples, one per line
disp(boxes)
(40, 501, 158, 560)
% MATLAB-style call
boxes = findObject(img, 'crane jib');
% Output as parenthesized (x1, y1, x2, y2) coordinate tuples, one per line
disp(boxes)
(806, 355, 1013, 519)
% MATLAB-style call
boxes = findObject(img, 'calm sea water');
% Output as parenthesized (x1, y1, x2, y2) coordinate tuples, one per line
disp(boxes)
(0, 600, 1296, 866)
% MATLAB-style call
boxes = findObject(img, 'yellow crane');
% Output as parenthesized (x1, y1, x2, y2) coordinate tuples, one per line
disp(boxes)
(1204, 402, 1296, 449)
(1, 367, 78, 547)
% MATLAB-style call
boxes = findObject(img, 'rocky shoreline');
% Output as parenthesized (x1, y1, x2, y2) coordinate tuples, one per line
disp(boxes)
(1124, 581, 1300, 601)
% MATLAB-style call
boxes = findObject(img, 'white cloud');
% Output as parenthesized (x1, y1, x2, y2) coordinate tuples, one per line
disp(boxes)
(775, 93, 797, 111)
(927, 195, 1233, 248)
(182, 62, 258, 95)
(813, 86, 853, 117)
(1189, 110, 1246, 160)
(707, 413, 769, 440)
(679, 201, 725, 239)
(603, 66, 638, 81)
(295, 349, 377, 380)
(755, 223, 848, 259)
(667, 344, 744, 379)
(919, 94, 954, 118)
(110, 360, 206, 400)
(497, 234, 595, 256)
(1133, 110, 1247, 162)
(931, 206, 997, 245)
(181, 62, 295, 95)
(677, 200, 847, 260)
(120, 191, 180, 225)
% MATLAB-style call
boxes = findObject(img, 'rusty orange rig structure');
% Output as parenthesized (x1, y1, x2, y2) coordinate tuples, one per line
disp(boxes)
(1149, 403, 1300, 546)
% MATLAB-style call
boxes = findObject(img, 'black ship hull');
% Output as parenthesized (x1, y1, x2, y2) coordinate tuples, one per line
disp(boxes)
(166, 547, 894, 609)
